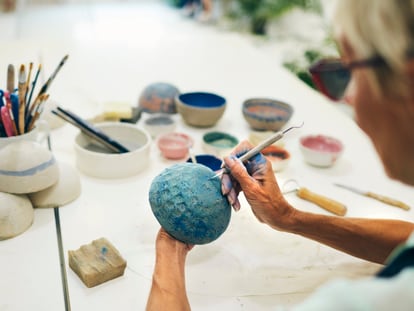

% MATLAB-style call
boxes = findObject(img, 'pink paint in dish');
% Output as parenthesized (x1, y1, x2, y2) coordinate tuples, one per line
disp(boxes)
(300, 134, 344, 167)
(301, 135, 343, 153)
(157, 132, 193, 160)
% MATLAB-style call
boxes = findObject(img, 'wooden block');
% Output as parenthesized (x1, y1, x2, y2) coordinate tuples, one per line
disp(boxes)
(68, 237, 127, 288)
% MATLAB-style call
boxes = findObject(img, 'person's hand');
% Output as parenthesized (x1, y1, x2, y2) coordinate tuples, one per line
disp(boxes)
(221, 141, 267, 211)
(221, 141, 293, 230)
(155, 228, 194, 259)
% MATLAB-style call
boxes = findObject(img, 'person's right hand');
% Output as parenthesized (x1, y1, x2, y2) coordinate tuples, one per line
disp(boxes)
(222, 141, 294, 231)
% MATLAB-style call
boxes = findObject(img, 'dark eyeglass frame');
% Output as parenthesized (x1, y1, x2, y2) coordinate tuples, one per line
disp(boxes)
(308, 56, 385, 101)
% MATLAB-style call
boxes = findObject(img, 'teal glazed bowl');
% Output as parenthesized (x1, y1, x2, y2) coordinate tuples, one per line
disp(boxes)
(176, 92, 226, 127)
(242, 98, 293, 131)
(149, 163, 231, 244)
(202, 131, 239, 157)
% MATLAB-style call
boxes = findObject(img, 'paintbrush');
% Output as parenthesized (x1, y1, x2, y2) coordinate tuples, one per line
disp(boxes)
(212, 122, 304, 179)
(26, 64, 41, 112)
(7, 64, 15, 93)
(18, 64, 27, 134)
(38, 54, 68, 96)
(53, 106, 130, 153)
(28, 55, 68, 117)
(52, 109, 126, 153)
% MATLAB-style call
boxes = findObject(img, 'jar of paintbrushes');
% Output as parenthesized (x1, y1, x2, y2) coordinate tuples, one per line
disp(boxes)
(0, 55, 68, 148)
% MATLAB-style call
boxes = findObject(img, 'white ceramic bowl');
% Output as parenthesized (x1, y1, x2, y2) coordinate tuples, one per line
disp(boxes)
(74, 122, 151, 178)
(299, 134, 344, 167)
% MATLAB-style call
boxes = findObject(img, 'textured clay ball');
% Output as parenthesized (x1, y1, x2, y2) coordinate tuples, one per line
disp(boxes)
(149, 163, 231, 244)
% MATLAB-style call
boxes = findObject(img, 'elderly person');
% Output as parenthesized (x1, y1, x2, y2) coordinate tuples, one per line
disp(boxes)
(146, 0, 414, 310)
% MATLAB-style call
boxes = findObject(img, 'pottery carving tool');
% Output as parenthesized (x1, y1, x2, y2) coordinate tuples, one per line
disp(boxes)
(283, 180, 347, 216)
(334, 183, 410, 211)
(212, 122, 304, 178)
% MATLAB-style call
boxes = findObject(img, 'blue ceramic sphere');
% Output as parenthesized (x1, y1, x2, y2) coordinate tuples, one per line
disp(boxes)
(149, 163, 231, 244)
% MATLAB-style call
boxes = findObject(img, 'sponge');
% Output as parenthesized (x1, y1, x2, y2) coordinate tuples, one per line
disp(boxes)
(102, 102, 133, 120)
(68, 237, 127, 288)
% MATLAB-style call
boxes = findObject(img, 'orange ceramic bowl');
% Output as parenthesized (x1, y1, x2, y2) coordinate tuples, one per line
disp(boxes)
(261, 145, 290, 172)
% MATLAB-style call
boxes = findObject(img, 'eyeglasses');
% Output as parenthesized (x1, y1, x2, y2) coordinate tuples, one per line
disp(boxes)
(309, 56, 384, 101)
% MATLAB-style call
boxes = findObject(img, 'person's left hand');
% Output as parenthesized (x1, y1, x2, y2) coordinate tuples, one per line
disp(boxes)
(155, 228, 194, 258)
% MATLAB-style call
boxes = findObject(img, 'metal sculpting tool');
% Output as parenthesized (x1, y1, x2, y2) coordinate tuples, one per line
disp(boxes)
(212, 122, 304, 178)
(334, 183, 411, 211)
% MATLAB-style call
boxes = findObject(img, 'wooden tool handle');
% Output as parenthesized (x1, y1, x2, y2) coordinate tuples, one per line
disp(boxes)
(366, 192, 411, 211)
(297, 187, 347, 216)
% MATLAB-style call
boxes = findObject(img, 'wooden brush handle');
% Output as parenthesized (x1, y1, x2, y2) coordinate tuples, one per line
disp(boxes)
(366, 192, 410, 211)
(297, 187, 347, 216)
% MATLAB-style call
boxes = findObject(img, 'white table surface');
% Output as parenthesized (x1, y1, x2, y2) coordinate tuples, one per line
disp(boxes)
(0, 1, 413, 310)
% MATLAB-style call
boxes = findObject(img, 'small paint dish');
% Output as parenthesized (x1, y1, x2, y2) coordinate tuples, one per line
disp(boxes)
(186, 154, 222, 171)
(202, 131, 239, 157)
(299, 134, 344, 167)
(176, 92, 226, 128)
(157, 132, 193, 160)
(143, 113, 176, 138)
(242, 98, 293, 131)
(261, 145, 290, 172)
(74, 122, 151, 178)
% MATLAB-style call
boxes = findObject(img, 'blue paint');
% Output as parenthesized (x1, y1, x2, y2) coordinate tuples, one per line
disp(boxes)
(0, 157, 56, 177)
(186, 154, 222, 171)
(100, 246, 108, 261)
(178, 92, 226, 108)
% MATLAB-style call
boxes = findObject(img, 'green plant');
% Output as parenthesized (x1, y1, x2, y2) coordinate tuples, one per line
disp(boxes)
(235, 0, 322, 35)
(283, 47, 339, 89)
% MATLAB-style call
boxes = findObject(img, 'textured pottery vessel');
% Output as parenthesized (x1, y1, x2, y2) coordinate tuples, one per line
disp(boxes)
(138, 82, 180, 114)
(0, 192, 34, 240)
(242, 98, 293, 131)
(0, 141, 59, 194)
(175, 92, 226, 128)
(29, 162, 81, 208)
(149, 163, 231, 244)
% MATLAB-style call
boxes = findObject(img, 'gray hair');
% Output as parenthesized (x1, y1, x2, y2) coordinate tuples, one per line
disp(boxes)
(334, 0, 414, 98)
